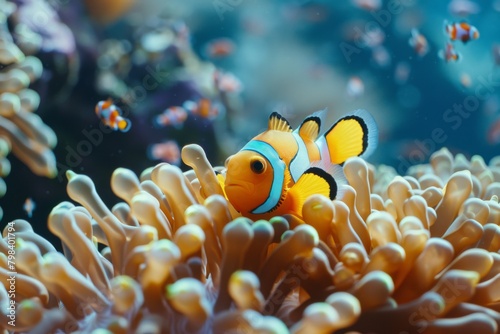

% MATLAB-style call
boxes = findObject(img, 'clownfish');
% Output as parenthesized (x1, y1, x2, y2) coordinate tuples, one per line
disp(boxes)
(184, 99, 219, 120)
(408, 29, 429, 57)
(95, 98, 131, 132)
(154, 106, 189, 128)
(444, 21, 479, 43)
(23, 197, 36, 218)
(147, 140, 181, 164)
(204, 38, 235, 59)
(214, 70, 243, 93)
(223, 110, 378, 220)
(438, 42, 461, 62)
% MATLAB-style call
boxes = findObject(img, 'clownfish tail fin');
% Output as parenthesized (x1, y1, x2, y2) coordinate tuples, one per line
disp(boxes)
(118, 118, 132, 132)
(321, 109, 378, 165)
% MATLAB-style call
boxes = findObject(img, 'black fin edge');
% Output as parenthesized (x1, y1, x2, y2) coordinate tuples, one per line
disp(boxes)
(269, 111, 293, 131)
(303, 167, 338, 200)
(327, 115, 369, 156)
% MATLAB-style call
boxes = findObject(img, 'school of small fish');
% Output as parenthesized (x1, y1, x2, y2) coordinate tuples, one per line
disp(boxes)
(81, 0, 499, 222)
(438, 20, 479, 62)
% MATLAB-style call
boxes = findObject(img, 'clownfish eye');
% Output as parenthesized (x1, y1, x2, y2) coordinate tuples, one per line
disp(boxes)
(250, 158, 266, 174)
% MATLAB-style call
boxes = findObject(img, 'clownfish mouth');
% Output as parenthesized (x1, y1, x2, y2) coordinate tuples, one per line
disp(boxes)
(224, 181, 254, 194)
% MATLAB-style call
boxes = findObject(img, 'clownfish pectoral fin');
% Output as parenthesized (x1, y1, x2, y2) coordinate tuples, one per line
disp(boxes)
(297, 110, 325, 141)
(268, 112, 293, 132)
(321, 109, 378, 165)
(118, 118, 131, 132)
(288, 161, 346, 215)
(216, 172, 226, 192)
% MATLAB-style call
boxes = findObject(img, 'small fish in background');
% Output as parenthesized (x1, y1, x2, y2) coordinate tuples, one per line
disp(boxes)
(408, 29, 429, 57)
(394, 61, 411, 85)
(371, 45, 391, 68)
(361, 25, 385, 48)
(204, 38, 235, 59)
(460, 72, 472, 88)
(95, 98, 131, 132)
(184, 99, 220, 120)
(214, 70, 243, 93)
(492, 44, 500, 66)
(351, 0, 382, 11)
(23, 197, 36, 218)
(147, 140, 181, 165)
(487, 117, 500, 145)
(223, 109, 378, 220)
(154, 106, 189, 128)
(346, 76, 364, 98)
(448, 0, 480, 17)
(439, 42, 461, 62)
(444, 20, 479, 43)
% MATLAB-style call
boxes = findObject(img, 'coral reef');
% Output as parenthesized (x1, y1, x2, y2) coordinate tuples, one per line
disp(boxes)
(1, 144, 500, 333)
(0, 0, 58, 220)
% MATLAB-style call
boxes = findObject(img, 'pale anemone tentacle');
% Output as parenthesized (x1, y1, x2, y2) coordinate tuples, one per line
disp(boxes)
(2, 145, 500, 333)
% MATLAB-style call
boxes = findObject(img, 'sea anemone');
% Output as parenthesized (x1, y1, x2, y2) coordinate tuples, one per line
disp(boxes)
(1, 144, 500, 333)
(0, 0, 58, 219)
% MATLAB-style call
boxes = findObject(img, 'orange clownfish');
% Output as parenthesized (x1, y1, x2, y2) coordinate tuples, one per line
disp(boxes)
(444, 21, 479, 43)
(184, 99, 219, 120)
(223, 110, 378, 220)
(438, 42, 461, 62)
(408, 29, 429, 57)
(95, 98, 131, 132)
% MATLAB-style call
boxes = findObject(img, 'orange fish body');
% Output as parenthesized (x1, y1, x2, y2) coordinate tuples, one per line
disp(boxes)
(197, 99, 212, 118)
(185, 99, 219, 119)
(223, 110, 378, 220)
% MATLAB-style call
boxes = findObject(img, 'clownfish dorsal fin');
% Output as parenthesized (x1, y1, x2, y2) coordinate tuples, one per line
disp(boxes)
(287, 160, 346, 215)
(268, 112, 293, 132)
(298, 115, 321, 141)
(103, 98, 114, 109)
